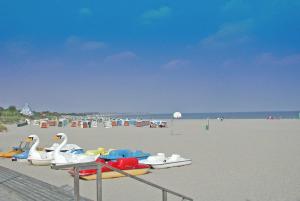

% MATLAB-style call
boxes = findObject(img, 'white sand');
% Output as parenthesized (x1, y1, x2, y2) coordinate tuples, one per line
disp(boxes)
(1, 119, 300, 201)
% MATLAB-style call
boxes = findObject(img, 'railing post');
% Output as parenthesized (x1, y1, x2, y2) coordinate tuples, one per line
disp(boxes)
(74, 167, 80, 201)
(96, 164, 102, 201)
(162, 190, 167, 201)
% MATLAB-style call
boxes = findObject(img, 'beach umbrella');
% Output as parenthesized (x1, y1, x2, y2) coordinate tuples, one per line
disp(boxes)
(173, 112, 182, 119)
(171, 112, 182, 135)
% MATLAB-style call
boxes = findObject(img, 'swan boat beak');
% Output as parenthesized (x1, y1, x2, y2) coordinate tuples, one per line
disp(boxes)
(52, 135, 61, 141)
(26, 137, 33, 142)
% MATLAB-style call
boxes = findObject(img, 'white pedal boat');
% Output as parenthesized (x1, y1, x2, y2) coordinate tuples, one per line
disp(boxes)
(28, 158, 53, 166)
(45, 143, 82, 152)
(140, 153, 192, 169)
(51, 133, 98, 166)
(26, 135, 54, 166)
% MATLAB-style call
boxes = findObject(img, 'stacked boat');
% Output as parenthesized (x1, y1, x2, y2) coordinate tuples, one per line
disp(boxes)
(99, 149, 150, 161)
(68, 158, 150, 180)
(85, 147, 111, 156)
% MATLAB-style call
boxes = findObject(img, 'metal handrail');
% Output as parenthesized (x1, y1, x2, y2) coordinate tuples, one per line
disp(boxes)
(51, 161, 193, 201)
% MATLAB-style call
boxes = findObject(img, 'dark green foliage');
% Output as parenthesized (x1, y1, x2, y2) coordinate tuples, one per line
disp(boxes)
(0, 106, 24, 124)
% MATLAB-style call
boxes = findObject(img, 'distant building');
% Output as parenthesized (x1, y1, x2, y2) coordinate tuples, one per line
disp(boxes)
(20, 103, 33, 116)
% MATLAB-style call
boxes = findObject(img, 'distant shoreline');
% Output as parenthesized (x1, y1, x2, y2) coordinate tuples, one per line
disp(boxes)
(103, 111, 300, 120)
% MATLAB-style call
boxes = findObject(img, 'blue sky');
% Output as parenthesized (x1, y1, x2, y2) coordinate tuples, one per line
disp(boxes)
(0, 0, 300, 112)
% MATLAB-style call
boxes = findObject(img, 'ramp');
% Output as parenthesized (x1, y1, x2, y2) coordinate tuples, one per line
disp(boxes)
(0, 166, 91, 201)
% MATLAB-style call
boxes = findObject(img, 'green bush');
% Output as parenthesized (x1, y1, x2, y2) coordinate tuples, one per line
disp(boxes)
(0, 123, 7, 132)
(0, 106, 24, 124)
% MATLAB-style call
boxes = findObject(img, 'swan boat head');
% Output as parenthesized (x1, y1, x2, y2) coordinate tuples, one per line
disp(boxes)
(53, 133, 67, 141)
(26, 135, 38, 143)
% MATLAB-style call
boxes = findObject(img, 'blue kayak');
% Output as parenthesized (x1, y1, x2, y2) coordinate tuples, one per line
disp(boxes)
(99, 149, 150, 160)
(11, 141, 33, 161)
(12, 150, 30, 161)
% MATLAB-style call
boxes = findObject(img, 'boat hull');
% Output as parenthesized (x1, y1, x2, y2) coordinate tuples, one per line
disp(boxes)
(12, 158, 28, 162)
(99, 149, 150, 161)
(28, 159, 52, 166)
(145, 160, 192, 169)
(77, 168, 150, 180)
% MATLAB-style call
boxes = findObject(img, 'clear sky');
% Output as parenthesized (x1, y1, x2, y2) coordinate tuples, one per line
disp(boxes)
(0, 0, 300, 113)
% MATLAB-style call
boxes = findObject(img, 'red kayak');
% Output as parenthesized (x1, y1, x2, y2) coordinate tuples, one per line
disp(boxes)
(69, 157, 150, 180)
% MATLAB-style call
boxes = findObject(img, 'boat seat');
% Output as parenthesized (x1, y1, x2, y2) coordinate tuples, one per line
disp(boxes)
(116, 158, 139, 169)
(169, 154, 181, 161)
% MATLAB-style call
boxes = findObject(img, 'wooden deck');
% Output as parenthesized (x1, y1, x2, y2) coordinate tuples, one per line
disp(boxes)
(0, 166, 91, 201)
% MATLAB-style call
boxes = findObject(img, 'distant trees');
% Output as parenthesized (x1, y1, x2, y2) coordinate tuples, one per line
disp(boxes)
(0, 105, 23, 124)
(8, 106, 17, 112)
(0, 105, 71, 127)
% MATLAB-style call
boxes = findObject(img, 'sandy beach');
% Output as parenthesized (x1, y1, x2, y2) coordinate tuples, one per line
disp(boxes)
(1, 119, 300, 201)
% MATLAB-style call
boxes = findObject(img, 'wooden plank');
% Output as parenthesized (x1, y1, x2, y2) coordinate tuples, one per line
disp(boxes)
(0, 169, 59, 200)
(0, 166, 69, 198)
(5, 178, 67, 201)
(3, 181, 52, 201)
(0, 184, 31, 201)
(12, 176, 70, 200)
(0, 166, 91, 201)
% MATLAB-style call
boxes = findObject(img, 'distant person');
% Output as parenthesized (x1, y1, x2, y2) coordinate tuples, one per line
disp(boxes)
(217, 117, 224, 121)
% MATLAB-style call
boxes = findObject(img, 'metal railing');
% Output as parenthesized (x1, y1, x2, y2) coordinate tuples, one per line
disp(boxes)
(51, 162, 193, 201)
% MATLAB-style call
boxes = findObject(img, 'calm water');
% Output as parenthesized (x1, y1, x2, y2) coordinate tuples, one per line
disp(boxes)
(116, 111, 300, 120)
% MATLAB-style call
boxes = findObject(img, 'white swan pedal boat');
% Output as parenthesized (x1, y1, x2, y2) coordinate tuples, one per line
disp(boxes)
(139, 153, 192, 169)
(26, 135, 54, 166)
(51, 133, 98, 166)
(27, 133, 84, 166)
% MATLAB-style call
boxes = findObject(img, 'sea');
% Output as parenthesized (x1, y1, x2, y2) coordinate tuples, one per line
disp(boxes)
(115, 111, 300, 120)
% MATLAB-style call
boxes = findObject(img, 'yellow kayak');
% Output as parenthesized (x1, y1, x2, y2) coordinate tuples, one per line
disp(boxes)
(85, 147, 112, 156)
(0, 149, 23, 158)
